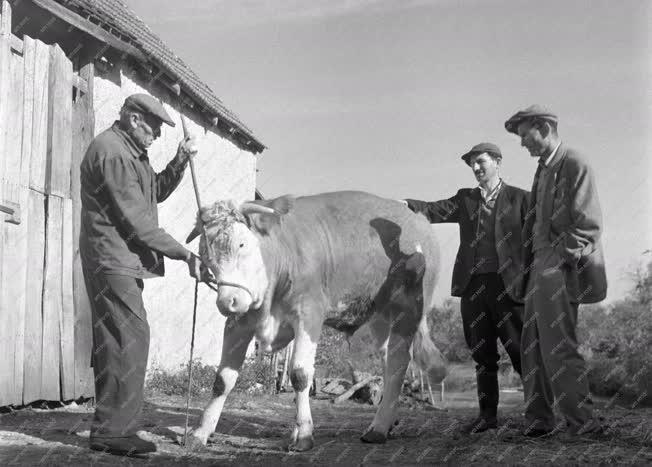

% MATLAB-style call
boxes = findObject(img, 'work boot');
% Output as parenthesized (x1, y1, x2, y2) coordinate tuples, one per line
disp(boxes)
(90, 434, 156, 456)
(460, 414, 498, 434)
(461, 370, 500, 434)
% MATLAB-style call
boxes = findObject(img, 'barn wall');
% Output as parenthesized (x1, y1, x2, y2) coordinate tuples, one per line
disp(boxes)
(92, 60, 257, 371)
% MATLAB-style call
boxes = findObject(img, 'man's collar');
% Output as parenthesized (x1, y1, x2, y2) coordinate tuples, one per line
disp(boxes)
(539, 141, 562, 167)
(111, 121, 147, 159)
(479, 178, 503, 202)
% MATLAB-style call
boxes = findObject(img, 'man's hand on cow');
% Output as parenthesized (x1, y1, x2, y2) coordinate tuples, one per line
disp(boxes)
(174, 136, 198, 166)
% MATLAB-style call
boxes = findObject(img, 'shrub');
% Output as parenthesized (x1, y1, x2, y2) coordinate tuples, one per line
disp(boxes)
(427, 298, 471, 363)
(233, 356, 276, 394)
(580, 257, 652, 406)
(146, 359, 216, 397)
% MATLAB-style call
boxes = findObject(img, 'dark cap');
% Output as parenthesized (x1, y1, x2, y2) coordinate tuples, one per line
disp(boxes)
(504, 104, 558, 134)
(461, 142, 502, 165)
(123, 93, 175, 127)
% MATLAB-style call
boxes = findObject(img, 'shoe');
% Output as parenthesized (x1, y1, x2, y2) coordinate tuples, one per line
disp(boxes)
(460, 416, 498, 434)
(90, 434, 157, 456)
(523, 426, 554, 438)
(570, 420, 608, 437)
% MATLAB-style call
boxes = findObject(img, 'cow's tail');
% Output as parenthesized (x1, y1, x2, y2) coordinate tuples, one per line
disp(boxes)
(411, 311, 447, 385)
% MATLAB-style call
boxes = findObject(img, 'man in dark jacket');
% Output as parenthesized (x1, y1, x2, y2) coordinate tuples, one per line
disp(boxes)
(505, 105, 607, 437)
(80, 93, 211, 456)
(403, 142, 530, 434)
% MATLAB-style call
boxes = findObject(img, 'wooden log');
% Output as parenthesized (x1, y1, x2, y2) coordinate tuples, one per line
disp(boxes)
(45, 44, 72, 197)
(60, 199, 75, 400)
(23, 190, 46, 404)
(333, 376, 381, 404)
(419, 370, 425, 401)
(41, 194, 63, 400)
(29, 40, 49, 193)
(71, 58, 94, 399)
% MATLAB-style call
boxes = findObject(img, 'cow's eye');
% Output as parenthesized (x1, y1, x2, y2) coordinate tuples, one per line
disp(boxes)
(239, 243, 245, 248)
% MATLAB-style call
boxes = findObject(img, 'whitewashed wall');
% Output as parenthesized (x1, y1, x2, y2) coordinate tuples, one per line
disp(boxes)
(93, 62, 258, 372)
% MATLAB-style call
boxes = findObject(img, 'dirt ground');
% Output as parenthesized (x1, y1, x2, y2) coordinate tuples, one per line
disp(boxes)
(1, 389, 651, 466)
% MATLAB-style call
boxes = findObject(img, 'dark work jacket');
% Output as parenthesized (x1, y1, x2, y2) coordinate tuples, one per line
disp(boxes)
(406, 183, 530, 302)
(80, 122, 189, 278)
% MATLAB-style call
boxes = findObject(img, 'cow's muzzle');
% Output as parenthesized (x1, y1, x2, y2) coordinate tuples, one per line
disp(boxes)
(216, 281, 256, 315)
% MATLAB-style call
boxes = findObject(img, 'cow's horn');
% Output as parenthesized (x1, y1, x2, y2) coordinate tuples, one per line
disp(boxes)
(240, 202, 276, 216)
(185, 228, 200, 243)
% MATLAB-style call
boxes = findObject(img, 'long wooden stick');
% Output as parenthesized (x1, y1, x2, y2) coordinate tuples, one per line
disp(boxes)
(180, 112, 205, 446)
(181, 115, 202, 208)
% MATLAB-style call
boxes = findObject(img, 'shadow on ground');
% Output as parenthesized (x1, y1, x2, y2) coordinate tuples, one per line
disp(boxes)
(1, 391, 651, 465)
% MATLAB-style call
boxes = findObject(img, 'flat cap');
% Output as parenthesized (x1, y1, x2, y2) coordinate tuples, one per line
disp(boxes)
(123, 93, 175, 127)
(461, 142, 502, 165)
(504, 104, 557, 134)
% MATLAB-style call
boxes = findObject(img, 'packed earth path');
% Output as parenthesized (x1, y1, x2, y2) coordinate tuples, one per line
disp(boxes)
(1, 390, 651, 466)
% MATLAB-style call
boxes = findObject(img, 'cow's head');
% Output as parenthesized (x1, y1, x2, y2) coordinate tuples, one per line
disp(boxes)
(186, 196, 294, 317)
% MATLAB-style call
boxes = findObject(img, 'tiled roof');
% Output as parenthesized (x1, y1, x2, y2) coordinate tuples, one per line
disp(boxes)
(56, 0, 265, 152)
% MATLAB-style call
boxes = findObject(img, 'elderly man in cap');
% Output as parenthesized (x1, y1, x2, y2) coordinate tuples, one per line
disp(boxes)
(403, 143, 530, 434)
(505, 105, 607, 437)
(80, 93, 212, 456)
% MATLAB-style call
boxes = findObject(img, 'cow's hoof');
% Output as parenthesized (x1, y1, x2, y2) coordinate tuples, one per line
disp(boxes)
(360, 429, 387, 444)
(288, 436, 314, 452)
(183, 433, 207, 452)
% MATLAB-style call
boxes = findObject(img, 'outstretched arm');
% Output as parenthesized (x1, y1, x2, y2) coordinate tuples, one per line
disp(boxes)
(404, 192, 461, 224)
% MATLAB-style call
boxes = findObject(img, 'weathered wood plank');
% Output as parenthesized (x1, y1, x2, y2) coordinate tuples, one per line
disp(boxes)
(3, 47, 24, 203)
(46, 44, 72, 197)
(32, 0, 147, 62)
(23, 190, 45, 404)
(41, 194, 63, 401)
(29, 40, 49, 193)
(72, 58, 95, 399)
(0, 47, 27, 406)
(20, 36, 35, 189)
(6, 184, 30, 405)
(60, 198, 75, 400)
(0, 0, 12, 406)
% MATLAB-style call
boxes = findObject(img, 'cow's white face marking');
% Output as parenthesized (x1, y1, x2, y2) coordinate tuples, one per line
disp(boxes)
(199, 205, 269, 315)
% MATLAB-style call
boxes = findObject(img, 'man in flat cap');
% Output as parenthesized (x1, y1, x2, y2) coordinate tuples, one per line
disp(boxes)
(505, 104, 607, 437)
(80, 93, 213, 456)
(402, 143, 530, 434)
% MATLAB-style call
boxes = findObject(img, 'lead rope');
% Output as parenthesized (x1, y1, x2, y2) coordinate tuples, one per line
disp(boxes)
(184, 278, 199, 442)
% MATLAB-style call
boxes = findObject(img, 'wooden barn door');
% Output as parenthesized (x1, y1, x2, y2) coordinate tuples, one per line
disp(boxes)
(0, 1, 94, 406)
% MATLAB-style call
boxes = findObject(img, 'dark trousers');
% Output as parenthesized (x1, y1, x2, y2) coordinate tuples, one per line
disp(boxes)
(83, 268, 149, 438)
(461, 273, 524, 416)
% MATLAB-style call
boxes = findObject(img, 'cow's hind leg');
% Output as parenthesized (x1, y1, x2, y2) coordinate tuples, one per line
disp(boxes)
(288, 324, 320, 452)
(186, 317, 254, 449)
(361, 318, 413, 444)
(362, 253, 425, 443)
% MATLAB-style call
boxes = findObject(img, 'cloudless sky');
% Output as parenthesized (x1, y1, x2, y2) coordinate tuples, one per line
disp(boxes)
(125, 0, 651, 304)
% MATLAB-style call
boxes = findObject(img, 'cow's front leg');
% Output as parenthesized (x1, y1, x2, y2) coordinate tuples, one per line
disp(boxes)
(186, 317, 254, 449)
(288, 326, 319, 452)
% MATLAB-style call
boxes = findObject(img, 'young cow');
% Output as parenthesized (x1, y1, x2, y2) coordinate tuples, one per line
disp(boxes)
(185, 191, 447, 451)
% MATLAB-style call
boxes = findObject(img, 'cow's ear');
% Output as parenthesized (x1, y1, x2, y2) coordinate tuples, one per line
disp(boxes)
(241, 195, 294, 235)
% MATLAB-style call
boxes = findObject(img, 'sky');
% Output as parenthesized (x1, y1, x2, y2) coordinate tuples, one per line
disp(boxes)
(125, 0, 651, 304)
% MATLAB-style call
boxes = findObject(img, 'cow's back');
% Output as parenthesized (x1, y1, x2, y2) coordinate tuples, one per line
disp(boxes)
(263, 191, 440, 322)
